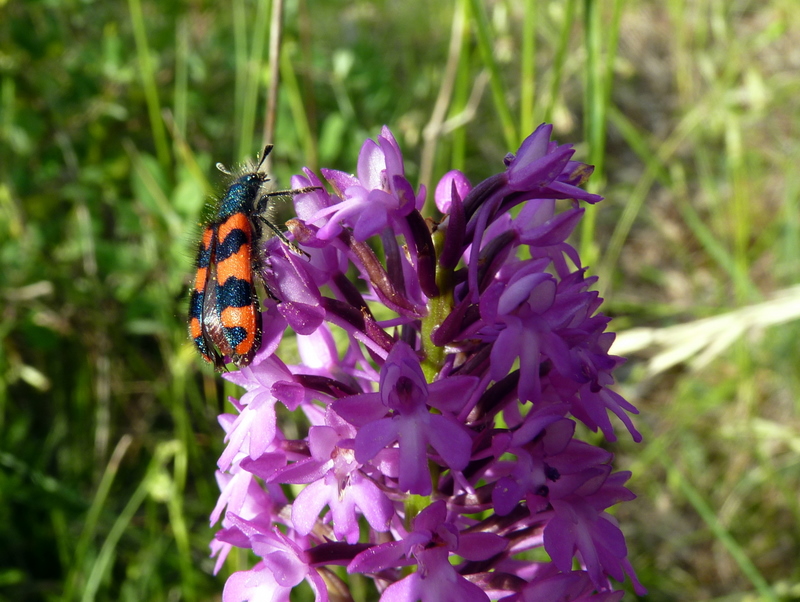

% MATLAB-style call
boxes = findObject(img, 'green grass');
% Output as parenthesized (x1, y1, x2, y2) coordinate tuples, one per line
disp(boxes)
(1, 0, 799, 600)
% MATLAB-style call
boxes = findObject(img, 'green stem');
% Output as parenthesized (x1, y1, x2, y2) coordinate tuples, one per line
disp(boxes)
(420, 229, 453, 381)
(127, 0, 170, 169)
(467, 0, 517, 150)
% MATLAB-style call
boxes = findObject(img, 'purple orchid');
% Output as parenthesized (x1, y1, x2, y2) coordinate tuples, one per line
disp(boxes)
(271, 410, 394, 544)
(219, 515, 330, 602)
(207, 124, 646, 600)
(332, 341, 476, 495)
(348, 500, 507, 601)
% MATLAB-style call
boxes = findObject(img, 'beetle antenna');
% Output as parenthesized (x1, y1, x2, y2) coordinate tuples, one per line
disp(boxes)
(257, 145, 274, 172)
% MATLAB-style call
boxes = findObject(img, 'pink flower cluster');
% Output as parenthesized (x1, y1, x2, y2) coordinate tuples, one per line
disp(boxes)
(209, 125, 646, 600)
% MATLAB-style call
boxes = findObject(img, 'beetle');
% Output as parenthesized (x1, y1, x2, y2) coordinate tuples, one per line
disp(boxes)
(188, 145, 317, 369)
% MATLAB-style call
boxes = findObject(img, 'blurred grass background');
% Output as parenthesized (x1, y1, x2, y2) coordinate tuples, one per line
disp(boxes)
(1, 0, 799, 600)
